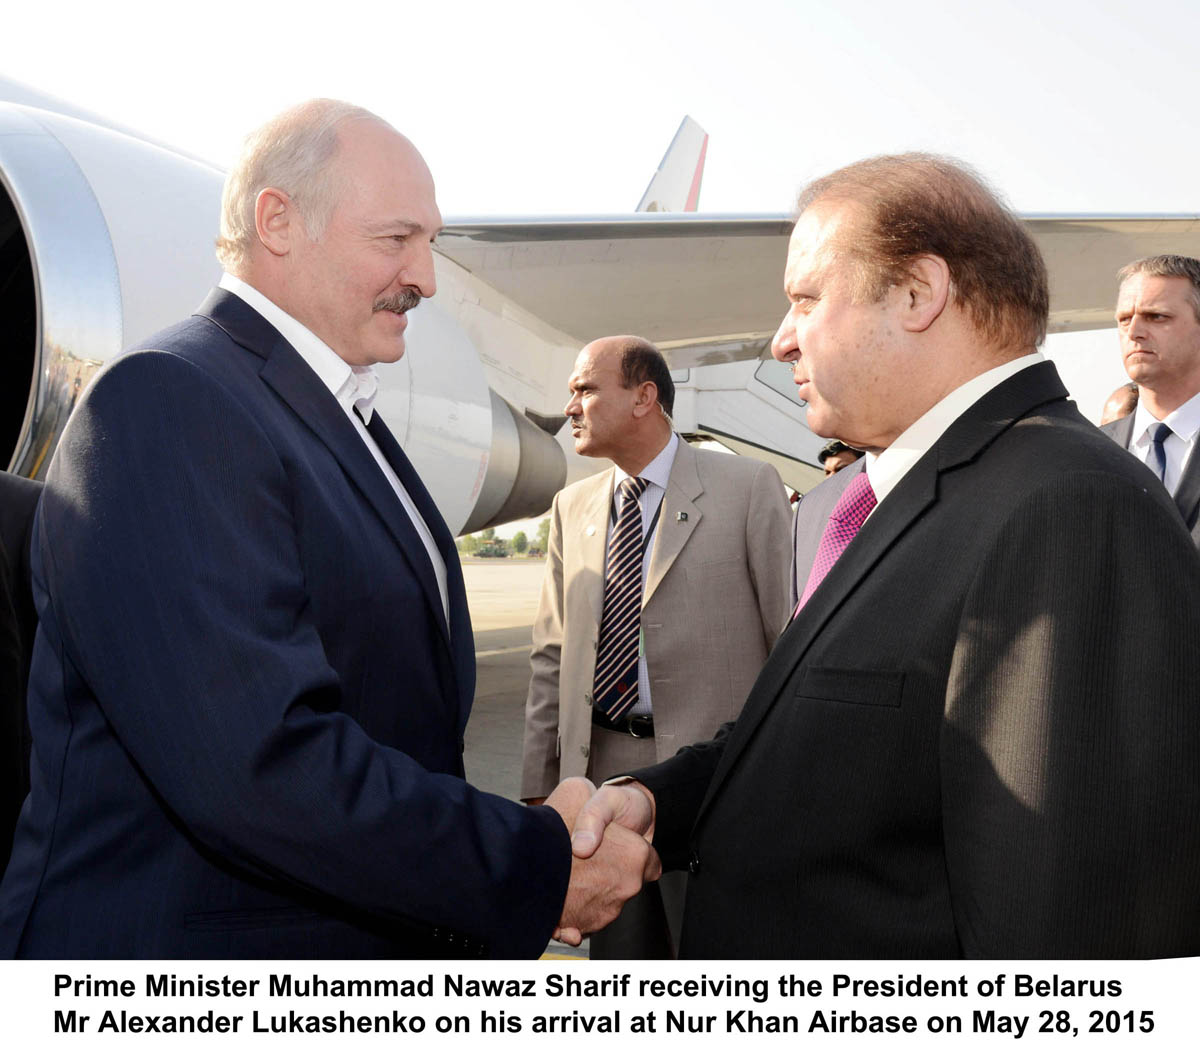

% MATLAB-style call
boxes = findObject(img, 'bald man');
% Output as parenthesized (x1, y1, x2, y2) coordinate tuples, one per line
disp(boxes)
(521, 335, 792, 957)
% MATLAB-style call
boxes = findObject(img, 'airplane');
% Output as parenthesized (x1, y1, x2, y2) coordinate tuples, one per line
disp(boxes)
(3, 77, 1200, 535)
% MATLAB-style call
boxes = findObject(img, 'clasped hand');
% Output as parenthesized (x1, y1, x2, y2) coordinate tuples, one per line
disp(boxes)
(543, 777, 659, 946)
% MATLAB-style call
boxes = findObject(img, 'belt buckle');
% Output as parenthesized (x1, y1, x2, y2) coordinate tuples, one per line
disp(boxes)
(628, 715, 654, 739)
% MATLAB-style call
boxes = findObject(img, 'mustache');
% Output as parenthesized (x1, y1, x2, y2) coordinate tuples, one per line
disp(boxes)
(372, 288, 422, 314)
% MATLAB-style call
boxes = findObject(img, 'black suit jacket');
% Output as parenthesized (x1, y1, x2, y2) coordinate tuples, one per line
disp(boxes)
(1101, 412, 1200, 547)
(0, 290, 570, 958)
(638, 362, 1200, 958)
(0, 471, 41, 872)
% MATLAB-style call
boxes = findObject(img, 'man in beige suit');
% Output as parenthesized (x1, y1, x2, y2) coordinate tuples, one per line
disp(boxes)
(522, 335, 792, 957)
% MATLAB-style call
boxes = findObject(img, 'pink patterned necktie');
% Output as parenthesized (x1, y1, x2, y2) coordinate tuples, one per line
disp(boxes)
(794, 471, 877, 616)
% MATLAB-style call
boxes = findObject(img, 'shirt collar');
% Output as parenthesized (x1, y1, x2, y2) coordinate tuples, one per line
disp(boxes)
(866, 352, 1045, 506)
(1132, 387, 1200, 447)
(614, 431, 679, 494)
(219, 272, 379, 422)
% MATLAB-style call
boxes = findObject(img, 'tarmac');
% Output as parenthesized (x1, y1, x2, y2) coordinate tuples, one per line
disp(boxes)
(460, 557, 546, 800)
(459, 557, 588, 959)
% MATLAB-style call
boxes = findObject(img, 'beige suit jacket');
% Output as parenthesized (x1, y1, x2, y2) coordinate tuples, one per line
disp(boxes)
(521, 440, 793, 798)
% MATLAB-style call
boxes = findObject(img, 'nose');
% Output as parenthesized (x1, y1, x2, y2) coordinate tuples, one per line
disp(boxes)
(407, 240, 438, 299)
(771, 306, 798, 362)
(1125, 314, 1145, 342)
(564, 391, 581, 417)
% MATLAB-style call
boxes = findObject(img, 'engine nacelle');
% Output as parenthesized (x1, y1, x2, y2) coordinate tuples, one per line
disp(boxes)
(0, 101, 562, 534)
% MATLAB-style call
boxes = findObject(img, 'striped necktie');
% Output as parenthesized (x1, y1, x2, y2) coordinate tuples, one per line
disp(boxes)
(593, 476, 649, 721)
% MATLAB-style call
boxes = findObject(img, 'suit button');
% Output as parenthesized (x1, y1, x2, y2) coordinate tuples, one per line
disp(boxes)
(584, 692, 592, 706)
(688, 851, 701, 876)
(581, 743, 590, 758)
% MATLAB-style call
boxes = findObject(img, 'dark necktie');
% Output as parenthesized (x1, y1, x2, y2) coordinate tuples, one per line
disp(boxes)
(1147, 422, 1172, 484)
(795, 471, 877, 615)
(593, 476, 649, 721)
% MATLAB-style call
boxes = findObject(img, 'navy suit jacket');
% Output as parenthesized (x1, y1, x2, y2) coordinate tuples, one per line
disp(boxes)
(0, 471, 41, 871)
(0, 289, 570, 958)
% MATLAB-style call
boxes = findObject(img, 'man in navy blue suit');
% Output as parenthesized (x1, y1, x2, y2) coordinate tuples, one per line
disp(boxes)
(0, 101, 654, 958)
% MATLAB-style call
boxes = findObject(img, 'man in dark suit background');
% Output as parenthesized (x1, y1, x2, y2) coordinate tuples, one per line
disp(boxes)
(566, 153, 1200, 958)
(1104, 255, 1200, 546)
(0, 470, 40, 870)
(0, 101, 653, 958)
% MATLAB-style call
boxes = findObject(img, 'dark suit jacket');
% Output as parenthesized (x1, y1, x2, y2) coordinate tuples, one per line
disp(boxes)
(1101, 412, 1200, 546)
(638, 361, 1200, 958)
(0, 471, 41, 872)
(0, 289, 570, 958)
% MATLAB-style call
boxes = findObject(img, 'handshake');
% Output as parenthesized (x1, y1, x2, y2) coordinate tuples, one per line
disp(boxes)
(542, 778, 661, 945)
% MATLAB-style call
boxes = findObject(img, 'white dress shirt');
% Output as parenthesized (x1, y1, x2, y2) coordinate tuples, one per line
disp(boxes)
(218, 273, 449, 624)
(1127, 390, 1200, 498)
(606, 431, 679, 716)
(865, 353, 1046, 512)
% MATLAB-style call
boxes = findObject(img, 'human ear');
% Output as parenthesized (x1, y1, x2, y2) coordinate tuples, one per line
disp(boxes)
(255, 188, 295, 258)
(630, 381, 659, 420)
(899, 254, 950, 333)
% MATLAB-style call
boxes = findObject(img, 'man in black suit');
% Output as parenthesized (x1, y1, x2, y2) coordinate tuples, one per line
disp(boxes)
(1104, 255, 1200, 546)
(0, 102, 653, 957)
(565, 154, 1200, 958)
(0, 470, 40, 870)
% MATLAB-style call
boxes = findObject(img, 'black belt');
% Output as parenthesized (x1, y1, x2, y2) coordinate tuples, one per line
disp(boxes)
(592, 707, 655, 739)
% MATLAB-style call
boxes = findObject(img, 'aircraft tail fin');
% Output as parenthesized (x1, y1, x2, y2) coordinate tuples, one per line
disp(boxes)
(636, 116, 708, 212)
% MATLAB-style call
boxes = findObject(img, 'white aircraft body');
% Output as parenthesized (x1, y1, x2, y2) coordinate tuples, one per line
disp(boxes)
(2, 78, 1199, 534)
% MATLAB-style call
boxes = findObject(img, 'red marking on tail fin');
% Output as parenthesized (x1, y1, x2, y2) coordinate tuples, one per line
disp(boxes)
(684, 135, 708, 212)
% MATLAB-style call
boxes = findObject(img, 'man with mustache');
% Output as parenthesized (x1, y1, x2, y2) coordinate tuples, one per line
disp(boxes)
(521, 335, 791, 957)
(0, 101, 655, 958)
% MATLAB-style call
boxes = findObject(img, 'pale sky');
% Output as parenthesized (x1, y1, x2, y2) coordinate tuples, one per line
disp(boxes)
(7, 0, 1196, 216)
(5, 0, 1186, 532)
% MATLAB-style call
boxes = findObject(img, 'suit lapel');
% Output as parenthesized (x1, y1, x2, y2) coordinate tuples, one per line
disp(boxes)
(1101, 413, 1135, 450)
(694, 361, 1070, 826)
(579, 471, 615, 628)
(1173, 445, 1200, 531)
(645, 441, 702, 603)
(1101, 406, 1200, 531)
(696, 454, 939, 818)
(196, 290, 455, 656)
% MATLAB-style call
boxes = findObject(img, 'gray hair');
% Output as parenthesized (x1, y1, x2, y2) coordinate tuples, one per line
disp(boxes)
(1117, 255, 1200, 324)
(215, 99, 388, 271)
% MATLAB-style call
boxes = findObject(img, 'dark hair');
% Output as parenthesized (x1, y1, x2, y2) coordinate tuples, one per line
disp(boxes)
(797, 153, 1049, 350)
(617, 337, 675, 418)
(817, 439, 863, 464)
(1117, 255, 1200, 323)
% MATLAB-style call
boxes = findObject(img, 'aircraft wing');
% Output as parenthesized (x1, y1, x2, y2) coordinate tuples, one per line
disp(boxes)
(1028, 214, 1200, 331)
(438, 212, 1200, 354)
(438, 211, 1200, 497)
(437, 214, 792, 353)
